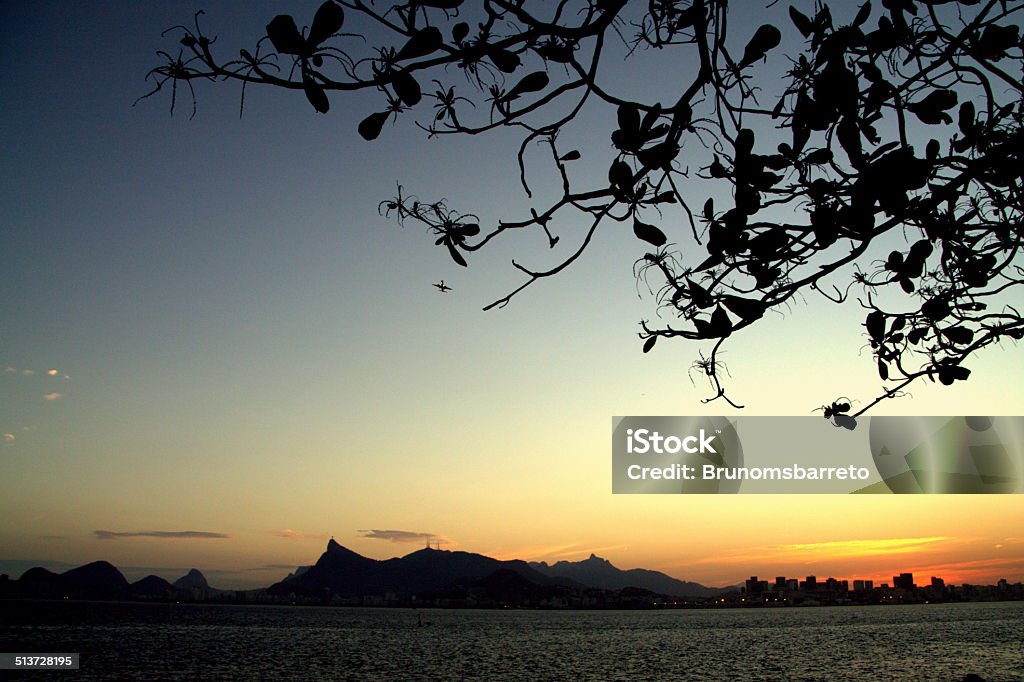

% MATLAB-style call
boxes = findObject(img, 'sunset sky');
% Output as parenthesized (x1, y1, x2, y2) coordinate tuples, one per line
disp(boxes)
(2, 1, 1022, 590)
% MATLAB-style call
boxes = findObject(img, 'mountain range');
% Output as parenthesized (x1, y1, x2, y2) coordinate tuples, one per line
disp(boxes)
(4, 561, 220, 601)
(1, 541, 724, 602)
(530, 554, 722, 598)
(268, 539, 578, 597)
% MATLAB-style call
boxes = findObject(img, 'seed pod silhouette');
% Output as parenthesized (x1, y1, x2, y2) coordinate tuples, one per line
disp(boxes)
(266, 15, 305, 55)
(358, 111, 389, 140)
(392, 70, 422, 106)
(740, 25, 781, 67)
(307, 1, 344, 49)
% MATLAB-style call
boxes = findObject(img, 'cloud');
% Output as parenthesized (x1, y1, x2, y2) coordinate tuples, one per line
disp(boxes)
(3, 367, 70, 379)
(272, 529, 326, 540)
(42, 393, 64, 401)
(3, 433, 14, 444)
(359, 529, 446, 544)
(690, 537, 952, 566)
(94, 530, 230, 540)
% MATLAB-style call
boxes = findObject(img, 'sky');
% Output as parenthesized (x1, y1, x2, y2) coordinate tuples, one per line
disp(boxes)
(1, 1, 1022, 590)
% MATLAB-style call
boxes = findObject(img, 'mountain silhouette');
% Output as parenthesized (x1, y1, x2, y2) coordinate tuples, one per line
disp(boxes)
(173, 568, 210, 591)
(4, 543, 721, 603)
(130, 575, 175, 598)
(530, 554, 721, 598)
(269, 540, 571, 597)
(60, 560, 130, 598)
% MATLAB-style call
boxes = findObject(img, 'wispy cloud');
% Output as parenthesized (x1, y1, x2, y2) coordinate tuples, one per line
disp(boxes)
(42, 392, 64, 401)
(3, 367, 70, 379)
(359, 529, 447, 544)
(272, 529, 326, 540)
(691, 537, 952, 566)
(94, 530, 230, 540)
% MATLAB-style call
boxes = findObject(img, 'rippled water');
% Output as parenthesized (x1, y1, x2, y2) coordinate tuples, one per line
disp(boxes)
(2, 600, 1021, 680)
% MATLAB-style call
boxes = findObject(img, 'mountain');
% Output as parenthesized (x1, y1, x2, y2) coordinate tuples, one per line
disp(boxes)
(13, 561, 130, 599)
(59, 560, 130, 598)
(269, 540, 572, 597)
(530, 554, 721, 598)
(130, 575, 175, 598)
(13, 567, 62, 598)
(173, 568, 209, 591)
(18, 566, 60, 584)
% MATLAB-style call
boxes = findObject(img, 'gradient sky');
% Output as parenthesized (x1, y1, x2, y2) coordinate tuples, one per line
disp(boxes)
(2, 1, 1022, 590)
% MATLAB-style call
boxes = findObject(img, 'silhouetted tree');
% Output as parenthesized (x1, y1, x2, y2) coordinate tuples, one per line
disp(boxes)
(140, 0, 1024, 415)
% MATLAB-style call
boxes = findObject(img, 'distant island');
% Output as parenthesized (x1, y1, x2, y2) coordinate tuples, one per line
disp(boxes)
(2, 540, 1021, 609)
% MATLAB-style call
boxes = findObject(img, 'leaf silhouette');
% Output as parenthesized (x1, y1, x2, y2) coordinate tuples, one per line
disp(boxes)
(396, 27, 443, 61)
(866, 310, 885, 343)
(709, 305, 733, 337)
(302, 73, 329, 113)
(789, 7, 813, 38)
(721, 295, 765, 322)
(559, 150, 581, 161)
(643, 336, 657, 353)
(853, 2, 871, 28)
(503, 71, 549, 101)
(608, 160, 634, 190)
(922, 298, 951, 322)
(942, 326, 974, 345)
(907, 89, 958, 125)
(446, 241, 468, 267)
(633, 218, 667, 247)
(488, 48, 521, 73)
(937, 363, 970, 386)
(618, 103, 640, 133)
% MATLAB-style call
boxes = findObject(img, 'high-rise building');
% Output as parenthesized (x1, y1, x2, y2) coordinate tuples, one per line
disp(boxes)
(893, 573, 915, 590)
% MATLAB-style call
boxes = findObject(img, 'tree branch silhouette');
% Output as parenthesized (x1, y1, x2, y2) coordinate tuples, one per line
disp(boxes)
(139, 0, 1024, 415)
